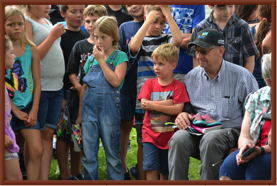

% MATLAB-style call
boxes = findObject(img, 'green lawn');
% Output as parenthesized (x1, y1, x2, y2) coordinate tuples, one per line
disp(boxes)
(49, 128, 201, 180)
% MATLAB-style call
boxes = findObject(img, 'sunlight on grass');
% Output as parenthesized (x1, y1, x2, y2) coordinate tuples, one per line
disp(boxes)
(49, 128, 201, 180)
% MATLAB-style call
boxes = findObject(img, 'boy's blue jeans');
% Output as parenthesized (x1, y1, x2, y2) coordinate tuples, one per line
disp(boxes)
(81, 88, 123, 180)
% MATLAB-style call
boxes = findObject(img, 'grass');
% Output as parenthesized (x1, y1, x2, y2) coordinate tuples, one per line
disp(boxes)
(49, 128, 201, 180)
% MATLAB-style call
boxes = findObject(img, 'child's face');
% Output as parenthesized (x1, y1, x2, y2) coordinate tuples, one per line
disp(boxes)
(93, 29, 115, 52)
(61, 5, 85, 30)
(5, 42, 16, 70)
(153, 56, 175, 79)
(126, 5, 144, 18)
(210, 5, 234, 22)
(5, 14, 25, 41)
(29, 5, 51, 19)
(84, 14, 100, 35)
(146, 11, 166, 36)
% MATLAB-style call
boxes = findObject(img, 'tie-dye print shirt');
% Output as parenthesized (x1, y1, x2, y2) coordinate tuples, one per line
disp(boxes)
(5, 85, 20, 153)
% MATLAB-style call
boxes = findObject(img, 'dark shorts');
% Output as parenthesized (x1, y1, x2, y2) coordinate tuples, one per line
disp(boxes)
(120, 93, 136, 120)
(143, 142, 169, 175)
(10, 101, 41, 134)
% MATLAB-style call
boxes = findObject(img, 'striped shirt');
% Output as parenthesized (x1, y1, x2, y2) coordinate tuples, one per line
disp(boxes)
(129, 35, 173, 109)
(184, 59, 259, 128)
(186, 11, 259, 67)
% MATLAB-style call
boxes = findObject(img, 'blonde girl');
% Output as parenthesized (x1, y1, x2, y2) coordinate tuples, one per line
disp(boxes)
(24, 5, 65, 180)
(5, 35, 22, 180)
(76, 16, 128, 180)
(5, 6, 42, 180)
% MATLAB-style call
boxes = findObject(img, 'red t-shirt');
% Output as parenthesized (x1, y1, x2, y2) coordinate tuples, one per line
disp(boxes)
(138, 78, 190, 149)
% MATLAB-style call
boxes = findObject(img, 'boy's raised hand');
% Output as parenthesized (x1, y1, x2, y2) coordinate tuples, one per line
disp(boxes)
(157, 5, 172, 19)
(93, 45, 105, 63)
(146, 10, 160, 24)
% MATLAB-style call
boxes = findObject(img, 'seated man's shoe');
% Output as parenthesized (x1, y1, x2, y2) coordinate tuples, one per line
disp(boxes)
(58, 175, 79, 180)
(130, 163, 139, 180)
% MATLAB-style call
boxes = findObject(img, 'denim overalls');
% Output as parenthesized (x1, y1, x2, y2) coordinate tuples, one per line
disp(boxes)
(81, 51, 124, 180)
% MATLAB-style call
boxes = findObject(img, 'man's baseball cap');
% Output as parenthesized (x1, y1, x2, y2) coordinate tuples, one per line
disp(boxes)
(188, 29, 225, 48)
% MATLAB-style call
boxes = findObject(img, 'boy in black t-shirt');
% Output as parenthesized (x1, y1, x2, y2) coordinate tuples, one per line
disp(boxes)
(57, 4, 89, 180)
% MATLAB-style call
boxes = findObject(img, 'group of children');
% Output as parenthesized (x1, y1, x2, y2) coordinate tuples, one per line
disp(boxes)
(4, 4, 271, 181)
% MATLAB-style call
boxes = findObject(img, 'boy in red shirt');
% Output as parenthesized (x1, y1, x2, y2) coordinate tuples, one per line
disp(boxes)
(138, 43, 190, 180)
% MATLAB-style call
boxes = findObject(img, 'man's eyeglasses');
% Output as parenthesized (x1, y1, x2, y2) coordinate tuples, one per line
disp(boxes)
(191, 47, 216, 56)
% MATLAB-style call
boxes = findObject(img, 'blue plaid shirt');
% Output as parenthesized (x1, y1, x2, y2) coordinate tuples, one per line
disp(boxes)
(184, 59, 259, 128)
(186, 11, 259, 67)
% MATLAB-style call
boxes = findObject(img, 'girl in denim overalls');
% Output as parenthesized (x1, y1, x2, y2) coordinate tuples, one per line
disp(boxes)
(76, 16, 128, 180)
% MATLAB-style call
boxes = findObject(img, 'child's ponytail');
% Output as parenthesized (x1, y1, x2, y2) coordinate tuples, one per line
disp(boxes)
(255, 5, 271, 59)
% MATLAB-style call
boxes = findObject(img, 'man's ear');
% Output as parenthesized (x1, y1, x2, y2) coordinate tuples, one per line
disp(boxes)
(218, 46, 225, 55)
(208, 5, 214, 9)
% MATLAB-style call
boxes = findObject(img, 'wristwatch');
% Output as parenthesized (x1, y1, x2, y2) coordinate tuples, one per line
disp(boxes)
(259, 146, 265, 155)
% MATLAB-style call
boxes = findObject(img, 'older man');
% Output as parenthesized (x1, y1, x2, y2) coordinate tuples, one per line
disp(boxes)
(168, 29, 259, 180)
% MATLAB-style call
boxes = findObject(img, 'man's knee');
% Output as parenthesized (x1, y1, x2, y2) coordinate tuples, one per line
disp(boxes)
(169, 130, 190, 148)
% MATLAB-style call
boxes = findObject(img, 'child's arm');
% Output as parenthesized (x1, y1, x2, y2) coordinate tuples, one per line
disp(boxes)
(244, 56, 255, 73)
(159, 5, 182, 46)
(69, 74, 82, 96)
(25, 20, 65, 59)
(145, 99, 173, 106)
(141, 98, 184, 115)
(5, 135, 14, 148)
(93, 46, 127, 87)
(75, 83, 87, 125)
(180, 33, 192, 49)
(129, 10, 161, 52)
(25, 46, 41, 127)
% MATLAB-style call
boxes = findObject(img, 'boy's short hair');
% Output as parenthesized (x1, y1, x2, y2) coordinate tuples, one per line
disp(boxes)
(146, 5, 172, 13)
(84, 5, 107, 18)
(212, 5, 227, 8)
(60, 5, 69, 13)
(151, 43, 179, 64)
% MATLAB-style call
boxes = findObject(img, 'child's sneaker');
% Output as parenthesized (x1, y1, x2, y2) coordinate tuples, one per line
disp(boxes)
(192, 113, 207, 125)
(202, 114, 221, 126)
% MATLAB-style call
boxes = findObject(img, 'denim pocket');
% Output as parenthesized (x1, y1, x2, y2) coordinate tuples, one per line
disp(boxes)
(111, 130, 121, 154)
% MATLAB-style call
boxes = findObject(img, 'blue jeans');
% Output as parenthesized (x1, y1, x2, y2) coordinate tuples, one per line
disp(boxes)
(37, 88, 63, 130)
(219, 149, 271, 180)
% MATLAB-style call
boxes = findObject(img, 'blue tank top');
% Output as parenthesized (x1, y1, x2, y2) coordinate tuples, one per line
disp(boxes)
(5, 44, 34, 109)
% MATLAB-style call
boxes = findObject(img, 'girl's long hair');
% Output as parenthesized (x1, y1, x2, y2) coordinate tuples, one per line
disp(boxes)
(255, 5, 271, 59)
(5, 6, 36, 49)
(93, 16, 119, 50)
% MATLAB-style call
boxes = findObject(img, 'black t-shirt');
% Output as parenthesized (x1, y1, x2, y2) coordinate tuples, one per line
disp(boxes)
(104, 5, 134, 27)
(66, 38, 94, 85)
(61, 29, 89, 89)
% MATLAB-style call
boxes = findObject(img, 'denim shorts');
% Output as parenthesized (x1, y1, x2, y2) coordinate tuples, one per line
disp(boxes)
(37, 88, 63, 131)
(10, 101, 41, 134)
(143, 142, 169, 175)
(120, 93, 136, 120)
(134, 109, 145, 146)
